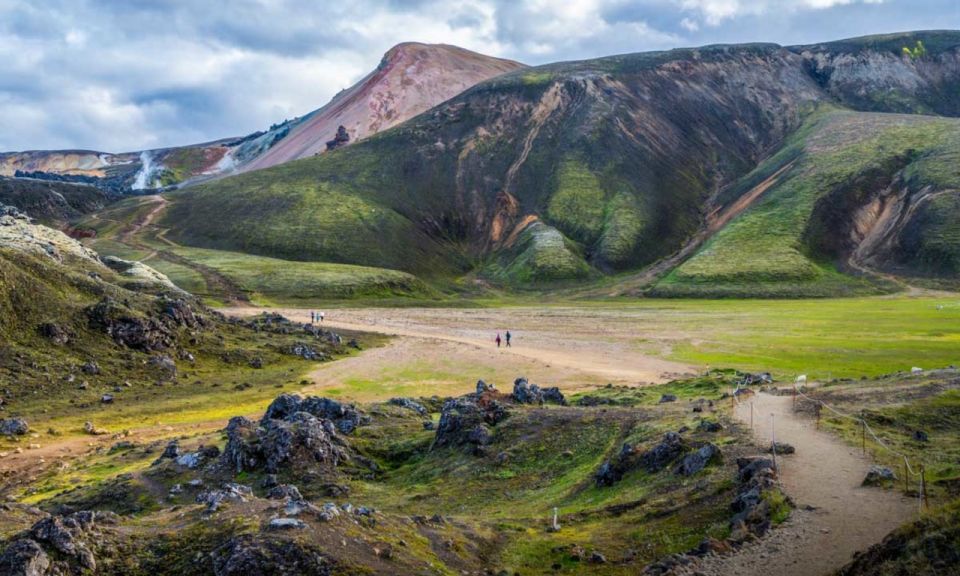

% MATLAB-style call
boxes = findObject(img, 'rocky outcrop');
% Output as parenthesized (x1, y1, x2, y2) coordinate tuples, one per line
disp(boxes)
(433, 395, 510, 453)
(511, 377, 566, 405)
(325, 125, 350, 151)
(0, 539, 49, 576)
(86, 297, 174, 352)
(387, 397, 428, 415)
(101, 256, 183, 292)
(730, 457, 787, 542)
(596, 432, 717, 487)
(863, 465, 896, 486)
(221, 396, 352, 475)
(0, 418, 29, 436)
(675, 443, 721, 476)
(0, 203, 102, 265)
(263, 394, 366, 435)
(212, 534, 335, 576)
(0, 511, 119, 575)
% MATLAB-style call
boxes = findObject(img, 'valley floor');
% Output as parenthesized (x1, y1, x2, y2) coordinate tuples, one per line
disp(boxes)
(233, 295, 960, 399)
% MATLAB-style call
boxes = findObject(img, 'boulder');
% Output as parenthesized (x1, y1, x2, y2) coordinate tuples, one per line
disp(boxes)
(196, 483, 253, 513)
(696, 420, 723, 433)
(264, 394, 365, 435)
(659, 394, 677, 404)
(767, 442, 795, 455)
(220, 411, 348, 475)
(640, 432, 687, 472)
(433, 396, 509, 451)
(268, 518, 306, 530)
(476, 379, 495, 395)
(913, 430, 929, 443)
(512, 377, 542, 404)
(0, 418, 29, 436)
(212, 534, 334, 576)
(86, 297, 173, 351)
(148, 355, 177, 378)
(221, 417, 260, 473)
(38, 323, 71, 345)
(675, 443, 721, 476)
(0, 539, 50, 576)
(387, 397, 427, 415)
(863, 465, 897, 486)
(266, 484, 303, 501)
(27, 511, 118, 572)
(80, 361, 99, 375)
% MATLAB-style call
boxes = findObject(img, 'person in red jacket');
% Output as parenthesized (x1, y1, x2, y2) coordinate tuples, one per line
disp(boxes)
(495, 333, 502, 348)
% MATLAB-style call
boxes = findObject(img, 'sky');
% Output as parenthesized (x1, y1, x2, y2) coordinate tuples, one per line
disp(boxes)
(1, 0, 958, 152)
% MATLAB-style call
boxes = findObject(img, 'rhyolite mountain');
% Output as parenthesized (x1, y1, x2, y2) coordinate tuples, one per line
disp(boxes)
(0, 43, 524, 192)
(159, 31, 960, 296)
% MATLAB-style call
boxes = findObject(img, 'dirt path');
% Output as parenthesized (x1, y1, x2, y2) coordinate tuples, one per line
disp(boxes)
(231, 306, 695, 385)
(690, 392, 916, 576)
(108, 195, 250, 304)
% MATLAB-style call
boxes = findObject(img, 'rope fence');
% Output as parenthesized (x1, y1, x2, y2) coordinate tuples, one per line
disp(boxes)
(728, 374, 930, 515)
(791, 378, 929, 514)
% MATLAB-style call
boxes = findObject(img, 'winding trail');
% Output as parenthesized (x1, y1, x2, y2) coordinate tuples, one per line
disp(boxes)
(691, 392, 916, 576)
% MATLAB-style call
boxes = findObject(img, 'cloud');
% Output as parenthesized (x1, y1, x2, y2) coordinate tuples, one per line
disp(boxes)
(0, 0, 956, 151)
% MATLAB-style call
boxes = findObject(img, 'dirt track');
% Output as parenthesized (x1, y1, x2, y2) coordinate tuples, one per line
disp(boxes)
(233, 306, 697, 385)
(691, 393, 916, 576)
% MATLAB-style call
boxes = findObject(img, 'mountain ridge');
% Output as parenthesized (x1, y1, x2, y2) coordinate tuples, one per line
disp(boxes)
(0, 43, 525, 192)
(148, 30, 960, 297)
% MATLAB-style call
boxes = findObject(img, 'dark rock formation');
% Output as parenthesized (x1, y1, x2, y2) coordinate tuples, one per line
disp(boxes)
(387, 397, 427, 415)
(0, 418, 29, 436)
(325, 125, 350, 151)
(38, 323, 72, 345)
(0, 511, 119, 575)
(767, 442, 796, 455)
(639, 432, 688, 473)
(263, 394, 365, 435)
(675, 443, 721, 476)
(696, 420, 723, 433)
(221, 402, 350, 475)
(433, 395, 509, 452)
(212, 534, 334, 576)
(512, 377, 566, 405)
(0, 538, 49, 576)
(86, 298, 173, 351)
(863, 465, 896, 486)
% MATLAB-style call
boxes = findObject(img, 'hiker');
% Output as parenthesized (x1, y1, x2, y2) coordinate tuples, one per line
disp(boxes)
(310, 311, 315, 324)
(495, 333, 502, 348)
(505, 331, 512, 347)
(319, 311, 325, 323)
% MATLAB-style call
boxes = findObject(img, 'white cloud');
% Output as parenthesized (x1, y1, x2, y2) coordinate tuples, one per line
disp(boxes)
(676, 0, 886, 26)
(0, 0, 952, 152)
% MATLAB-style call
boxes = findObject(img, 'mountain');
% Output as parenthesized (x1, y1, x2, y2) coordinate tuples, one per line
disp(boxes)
(156, 31, 960, 295)
(0, 176, 118, 226)
(0, 43, 524, 192)
(240, 42, 525, 172)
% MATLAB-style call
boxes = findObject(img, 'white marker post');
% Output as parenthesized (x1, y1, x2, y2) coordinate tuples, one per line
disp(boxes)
(771, 413, 778, 478)
(552, 507, 560, 531)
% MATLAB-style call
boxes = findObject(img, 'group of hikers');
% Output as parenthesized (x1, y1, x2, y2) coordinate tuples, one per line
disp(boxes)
(309, 311, 325, 324)
(495, 330, 512, 348)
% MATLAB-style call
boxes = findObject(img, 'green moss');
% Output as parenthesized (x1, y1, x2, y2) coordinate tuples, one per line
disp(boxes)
(548, 160, 607, 244)
(487, 223, 592, 285)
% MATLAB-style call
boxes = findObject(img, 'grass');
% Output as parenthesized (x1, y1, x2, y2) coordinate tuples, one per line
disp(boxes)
(804, 377, 960, 498)
(656, 109, 960, 297)
(165, 246, 430, 304)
